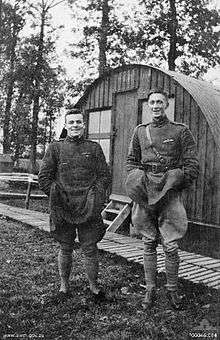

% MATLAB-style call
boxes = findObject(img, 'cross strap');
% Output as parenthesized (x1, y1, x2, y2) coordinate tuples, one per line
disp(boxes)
(145, 125, 166, 164)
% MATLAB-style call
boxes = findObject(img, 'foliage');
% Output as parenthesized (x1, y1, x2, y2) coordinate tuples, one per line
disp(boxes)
(0, 0, 66, 165)
(67, 0, 220, 93)
(0, 0, 26, 153)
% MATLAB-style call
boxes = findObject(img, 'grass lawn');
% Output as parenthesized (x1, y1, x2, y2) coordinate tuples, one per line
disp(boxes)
(0, 216, 219, 340)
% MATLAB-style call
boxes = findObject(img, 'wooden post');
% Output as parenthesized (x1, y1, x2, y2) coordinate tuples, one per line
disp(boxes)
(25, 176, 33, 209)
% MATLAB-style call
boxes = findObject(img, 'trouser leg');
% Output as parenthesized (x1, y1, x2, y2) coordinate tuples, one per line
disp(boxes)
(58, 243, 73, 293)
(158, 191, 187, 291)
(143, 240, 158, 290)
(132, 203, 158, 291)
(164, 250, 180, 291)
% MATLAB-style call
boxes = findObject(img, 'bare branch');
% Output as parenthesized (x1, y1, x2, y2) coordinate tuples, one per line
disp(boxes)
(46, 0, 66, 11)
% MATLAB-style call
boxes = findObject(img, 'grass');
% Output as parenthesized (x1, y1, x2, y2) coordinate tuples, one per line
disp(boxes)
(0, 184, 219, 338)
(0, 218, 219, 340)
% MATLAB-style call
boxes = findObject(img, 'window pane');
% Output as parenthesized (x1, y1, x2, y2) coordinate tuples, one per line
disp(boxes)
(142, 98, 175, 123)
(88, 112, 100, 134)
(166, 98, 175, 121)
(99, 139, 110, 163)
(100, 110, 111, 133)
(142, 101, 152, 124)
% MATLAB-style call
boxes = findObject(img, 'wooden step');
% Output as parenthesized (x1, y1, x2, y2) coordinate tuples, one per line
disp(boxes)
(109, 194, 132, 204)
(103, 219, 112, 225)
(105, 208, 120, 214)
(101, 194, 132, 233)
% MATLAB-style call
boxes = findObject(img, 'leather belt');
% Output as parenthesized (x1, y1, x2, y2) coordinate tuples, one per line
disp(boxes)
(143, 163, 169, 174)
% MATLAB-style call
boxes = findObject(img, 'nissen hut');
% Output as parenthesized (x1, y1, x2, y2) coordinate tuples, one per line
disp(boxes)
(75, 64, 220, 229)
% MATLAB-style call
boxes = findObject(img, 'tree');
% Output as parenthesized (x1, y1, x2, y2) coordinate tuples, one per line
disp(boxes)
(0, 0, 66, 166)
(2, 1, 25, 153)
(98, 0, 110, 76)
(67, 0, 116, 100)
(68, 0, 220, 85)
(28, 0, 65, 173)
(10, 92, 32, 162)
(167, 0, 178, 70)
(6, 35, 65, 163)
(134, 0, 220, 74)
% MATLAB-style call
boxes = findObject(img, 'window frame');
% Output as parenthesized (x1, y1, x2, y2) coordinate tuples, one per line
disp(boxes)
(86, 107, 112, 163)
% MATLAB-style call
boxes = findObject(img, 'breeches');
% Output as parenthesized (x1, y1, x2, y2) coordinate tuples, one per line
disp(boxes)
(52, 216, 106, 258)
(132, 190, 188, 253)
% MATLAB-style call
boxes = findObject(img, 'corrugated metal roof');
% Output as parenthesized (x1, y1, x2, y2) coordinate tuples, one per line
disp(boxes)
(164, 69, 220, 149)
(76, 64, 220, 148)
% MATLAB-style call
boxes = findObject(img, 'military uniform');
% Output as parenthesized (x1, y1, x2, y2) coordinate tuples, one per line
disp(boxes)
(39, 135, 110, 230)
(126, 115, 199, 293)
(39, 135, 111, 295)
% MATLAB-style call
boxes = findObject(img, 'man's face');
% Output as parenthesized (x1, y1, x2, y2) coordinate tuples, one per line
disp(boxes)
(65, 113, 85, 138)
(147, 93, 168, 118)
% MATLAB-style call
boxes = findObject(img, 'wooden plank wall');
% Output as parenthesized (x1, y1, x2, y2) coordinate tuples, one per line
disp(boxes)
(81, 65, 220, 226)
(85, 67, 140, 110)
(170, 74, 220, 225)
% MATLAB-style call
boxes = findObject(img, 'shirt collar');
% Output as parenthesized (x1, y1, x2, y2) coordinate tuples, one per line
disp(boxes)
(152, 115, 169, 127)
(65, 135, 84, 143)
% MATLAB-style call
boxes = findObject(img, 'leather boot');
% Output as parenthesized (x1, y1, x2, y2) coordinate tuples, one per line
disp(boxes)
(58, 249, 72, 293)
(167, 290, 183, 310)
(142, 287, 156, 310)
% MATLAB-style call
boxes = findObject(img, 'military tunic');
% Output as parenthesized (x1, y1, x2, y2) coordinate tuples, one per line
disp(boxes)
(38, 136, 111, 246)
(126, 115, 199, 251)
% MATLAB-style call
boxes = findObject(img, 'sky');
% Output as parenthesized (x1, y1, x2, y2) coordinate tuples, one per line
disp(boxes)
(49, 1, 81, 78)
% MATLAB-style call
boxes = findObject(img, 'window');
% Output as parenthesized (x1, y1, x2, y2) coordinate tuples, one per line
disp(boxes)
(88, 110, 111, 162)
(141, 98, 175, 124)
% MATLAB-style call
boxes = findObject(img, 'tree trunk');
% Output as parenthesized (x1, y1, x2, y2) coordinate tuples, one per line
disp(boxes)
(29, 8, 45, 173)
(0, 0, 3, 42)
(98, 0, 109, 76)
(3, 13, 17, 154)
(167, 0, 178, 70)
(13, 90, 24, 162)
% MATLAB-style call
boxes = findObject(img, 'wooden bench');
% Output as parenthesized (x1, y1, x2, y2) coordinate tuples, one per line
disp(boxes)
(0, 172, 47, 209)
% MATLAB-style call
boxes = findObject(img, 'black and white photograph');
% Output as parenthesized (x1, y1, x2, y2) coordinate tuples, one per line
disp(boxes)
(0, 0, 219, 339)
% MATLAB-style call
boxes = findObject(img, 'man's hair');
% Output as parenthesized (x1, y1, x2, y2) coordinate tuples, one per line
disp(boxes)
(65, 108, 84, 121)
(146, 88, 169, 102)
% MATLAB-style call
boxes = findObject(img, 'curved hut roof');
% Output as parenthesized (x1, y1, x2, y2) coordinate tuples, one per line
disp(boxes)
(77, 64, 220, 148)
(166, 69, 220, 149)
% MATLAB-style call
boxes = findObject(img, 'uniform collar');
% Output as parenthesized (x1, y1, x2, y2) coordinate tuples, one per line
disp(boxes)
(152, 115, 169, 127)
(65, 135, 84, 143)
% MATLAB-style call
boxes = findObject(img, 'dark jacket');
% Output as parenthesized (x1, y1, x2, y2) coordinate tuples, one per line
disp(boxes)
(126, 116, 199, 205)
(38, 136, 111, 226)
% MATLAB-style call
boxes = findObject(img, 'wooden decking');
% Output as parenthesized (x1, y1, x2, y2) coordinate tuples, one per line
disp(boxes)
(0, 202, 219, 290)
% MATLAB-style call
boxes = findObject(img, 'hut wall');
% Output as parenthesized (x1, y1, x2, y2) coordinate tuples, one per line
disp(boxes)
(80, 65, 220, 226)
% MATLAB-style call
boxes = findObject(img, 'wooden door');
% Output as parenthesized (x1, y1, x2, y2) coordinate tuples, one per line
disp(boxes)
(111, 91, 138, 194)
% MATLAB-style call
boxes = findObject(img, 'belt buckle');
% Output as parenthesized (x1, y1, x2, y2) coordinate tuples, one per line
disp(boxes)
(151, 164, 158, 173)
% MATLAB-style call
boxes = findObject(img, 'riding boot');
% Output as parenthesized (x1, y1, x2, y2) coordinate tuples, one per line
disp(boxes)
(58, 248, 72, 293)
(165, 251, 182, 309)
(142, 252, 157, 309)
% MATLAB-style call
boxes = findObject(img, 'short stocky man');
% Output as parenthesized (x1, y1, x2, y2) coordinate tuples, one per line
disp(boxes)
(126, 88, 199, 310)
(39, 108, 111, 302)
